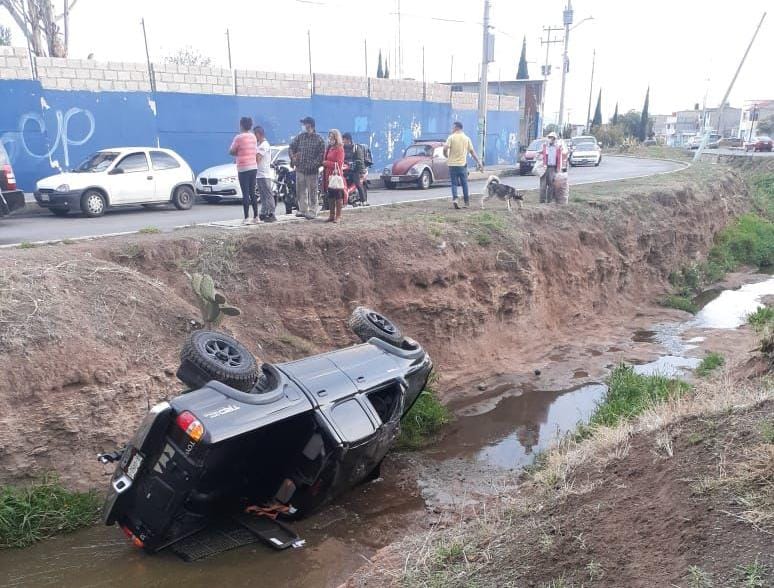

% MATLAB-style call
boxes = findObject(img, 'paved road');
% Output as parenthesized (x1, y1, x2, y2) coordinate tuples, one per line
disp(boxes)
(0, 156, 683, 246)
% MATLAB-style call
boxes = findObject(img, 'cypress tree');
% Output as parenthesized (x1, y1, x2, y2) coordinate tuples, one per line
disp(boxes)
(612, 102, 619, 125)
(517, 36, 529, 79)
(377, 50, 384, 78)
(384, 58, 390, 79)
(592, 89, 602, 128)
(639, 87, 650, 141)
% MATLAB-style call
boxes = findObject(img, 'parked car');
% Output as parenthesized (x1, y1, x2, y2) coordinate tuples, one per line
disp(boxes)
(0, 142, 24, 217)
(34, 148, 195, 217)
(718, 137, 743, 149)
(100, 307, 433, 557)
(197, 145, 289, 204)
(519, 138, 569, 175)
(381, 141, 449, 190)
(686, 134, 720, 150)
(569, 139, 602, 167)
(745, 136, 773, 152)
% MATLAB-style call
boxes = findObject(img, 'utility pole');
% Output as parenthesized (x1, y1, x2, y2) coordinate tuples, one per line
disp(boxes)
(63, 0, 69, 56)
(557, 0, 573, 131)
(141, 18, 155, 93)
(307, 29, 313, 78)
(397, 0, 402, 79)
(694, 11, 766, 161)
(477, 0, 493, 162)
(540, 26, 563, 135)
(364, 39, 368, 78)
(450, 55, 454, 83)
(585, 49, 595, 133)
(226, 28, 233, 70)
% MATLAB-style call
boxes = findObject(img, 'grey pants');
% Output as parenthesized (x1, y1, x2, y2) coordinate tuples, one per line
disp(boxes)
(540, 165, 557, 203)
(257, 177, 275, 218)
(296, 172, 318, 218)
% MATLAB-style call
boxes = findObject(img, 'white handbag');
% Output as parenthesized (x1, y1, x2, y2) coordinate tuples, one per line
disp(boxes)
(328, 162, 345, 190)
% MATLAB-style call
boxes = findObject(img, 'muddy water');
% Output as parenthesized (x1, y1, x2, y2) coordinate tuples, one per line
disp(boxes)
(692, 277, 774, 329)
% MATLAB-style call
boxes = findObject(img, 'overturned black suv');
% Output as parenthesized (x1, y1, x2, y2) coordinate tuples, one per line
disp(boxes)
(101, 308, 432, 556)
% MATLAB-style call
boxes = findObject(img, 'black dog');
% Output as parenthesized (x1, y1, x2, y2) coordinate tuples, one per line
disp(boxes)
(481, 175, 524, 212)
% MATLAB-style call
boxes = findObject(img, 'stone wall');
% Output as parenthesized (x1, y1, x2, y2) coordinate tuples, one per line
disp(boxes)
(0, 47, 32, 80)
(35, 56, 151, 92)
(236, 70, 311, 98)
(153, 62, 233, 95)
(314, 74, 367, 98)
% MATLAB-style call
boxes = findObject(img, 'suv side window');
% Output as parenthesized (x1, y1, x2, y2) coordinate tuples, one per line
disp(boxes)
(150, 151, 180, 170)
(116, 153, 149, 173)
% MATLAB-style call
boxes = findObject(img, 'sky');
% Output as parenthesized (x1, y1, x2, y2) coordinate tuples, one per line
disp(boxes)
(2, 0, 772, 126)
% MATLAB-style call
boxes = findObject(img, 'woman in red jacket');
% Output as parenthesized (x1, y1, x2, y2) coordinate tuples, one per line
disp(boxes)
(323, 129, 346, 223)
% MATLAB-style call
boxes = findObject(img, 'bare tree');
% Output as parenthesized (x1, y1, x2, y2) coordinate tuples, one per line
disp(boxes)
(0, 24, 11, 45)
(164, 46, 213, 67)
(0, 0, 78, 57)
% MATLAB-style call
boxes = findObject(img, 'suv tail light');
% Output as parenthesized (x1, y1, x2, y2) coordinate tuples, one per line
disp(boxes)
(0, 164, 15, 191)
(175, 411, 204, 442)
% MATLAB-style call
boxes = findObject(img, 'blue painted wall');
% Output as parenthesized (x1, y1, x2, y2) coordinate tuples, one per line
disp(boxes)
(1, 80, 520, 190)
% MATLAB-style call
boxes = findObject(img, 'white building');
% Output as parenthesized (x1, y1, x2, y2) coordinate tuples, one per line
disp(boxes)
(739, 100, 774, 140)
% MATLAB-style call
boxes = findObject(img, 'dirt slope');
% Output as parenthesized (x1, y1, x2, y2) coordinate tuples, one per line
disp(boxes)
(0, 165, 750, 488)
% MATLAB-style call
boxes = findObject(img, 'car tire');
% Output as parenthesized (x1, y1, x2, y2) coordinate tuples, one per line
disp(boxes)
(50, 208, 69, 217)
(177, 330, 258, 392)
(173, 185, 194, 210)
(595, 159, 600, 167)
(349, 307, 404, 346)
(417, 170, 431, 190)
(383, 180, 396, 190)
(81, 190, 106, 218)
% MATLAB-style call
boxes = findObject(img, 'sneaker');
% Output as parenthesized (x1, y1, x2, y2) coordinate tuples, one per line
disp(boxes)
(241, 218, 250, 225)
(252, 217, 260, 224)
(453, 200, 461, 210)
(264, 215, 277, 223)
(463, 202, 470, 208)
(259, 214, 267, 221)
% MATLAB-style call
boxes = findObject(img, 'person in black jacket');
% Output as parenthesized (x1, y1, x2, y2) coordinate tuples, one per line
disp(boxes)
(342, 133, 366, 204)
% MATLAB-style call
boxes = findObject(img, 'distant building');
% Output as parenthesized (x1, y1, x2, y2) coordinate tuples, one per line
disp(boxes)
(704, 105, 741, 137)
(674, 109, 702, 146)
(652, 114, 677, 146)
(739, 100, 774, 140)
(445, 80, 543, 146)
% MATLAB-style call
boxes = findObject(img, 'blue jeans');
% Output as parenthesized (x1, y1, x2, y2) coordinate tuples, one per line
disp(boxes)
(449, 166, 469, 204)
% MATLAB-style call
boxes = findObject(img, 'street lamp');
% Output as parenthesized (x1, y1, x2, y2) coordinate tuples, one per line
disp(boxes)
(557, 0, 593, 130)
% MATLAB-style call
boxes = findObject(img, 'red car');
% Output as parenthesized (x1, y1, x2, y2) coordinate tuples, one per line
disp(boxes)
(381, 141, 450, 190)
(0, 142, 24, 217)
(746, 136, 773, 152)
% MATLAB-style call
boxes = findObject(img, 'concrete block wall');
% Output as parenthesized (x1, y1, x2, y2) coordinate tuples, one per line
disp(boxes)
(451, 91, 478, 110)
(425, 83, 452, 104)
(314, 74, 367, 97)
(153, 62, 233, 95)
(370, 78, 424, 101)
(0, 46, 32, 80)
(500, 95, 519, 111)
(236, 70, 311, 98)
(35, 56, 151, 91)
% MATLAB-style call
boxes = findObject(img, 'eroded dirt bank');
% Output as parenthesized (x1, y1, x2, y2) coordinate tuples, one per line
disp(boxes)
(0, 164, 750, 488)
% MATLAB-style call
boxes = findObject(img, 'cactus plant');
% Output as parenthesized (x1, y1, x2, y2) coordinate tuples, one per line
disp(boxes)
(186, 272, 241, 328)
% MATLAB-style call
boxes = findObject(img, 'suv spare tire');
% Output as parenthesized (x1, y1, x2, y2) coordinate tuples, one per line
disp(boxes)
(349, 307, 404, 346)
(177, 330, 258, 391)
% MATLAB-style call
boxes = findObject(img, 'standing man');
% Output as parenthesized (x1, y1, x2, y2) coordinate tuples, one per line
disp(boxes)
(443, 121, 483, 209)
(342, 132, 366, 205)
(254, 126, 276, 223)
(289, 116, 325, 219)
(540, 132, 563, 204)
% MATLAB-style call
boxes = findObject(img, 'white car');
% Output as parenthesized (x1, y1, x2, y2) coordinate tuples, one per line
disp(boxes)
(34, 148, 196, 217)
(569, 139, 602, 167)
(197, 145, 289, 203)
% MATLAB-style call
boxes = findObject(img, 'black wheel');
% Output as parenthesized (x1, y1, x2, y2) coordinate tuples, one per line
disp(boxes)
(417, 170, 431, 190)
(384, 180, 396, 190)
(349, 307, 403, 346)
(177, 330, 258, 391)
(50, 208, 69, 217)
(173, 185, 194, 210)
(81, 190, 106, 217)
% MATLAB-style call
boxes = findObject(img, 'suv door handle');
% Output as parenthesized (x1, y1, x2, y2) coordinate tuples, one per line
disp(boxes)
(146, 176, 153, 180)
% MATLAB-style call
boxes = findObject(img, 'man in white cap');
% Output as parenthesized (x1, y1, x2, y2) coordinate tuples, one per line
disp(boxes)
(539, 132, 563, 203)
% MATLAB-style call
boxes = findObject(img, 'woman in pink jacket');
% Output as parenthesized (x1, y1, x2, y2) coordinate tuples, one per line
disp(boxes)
(322, 129, 346, 223)
(229, 117, 259, 224)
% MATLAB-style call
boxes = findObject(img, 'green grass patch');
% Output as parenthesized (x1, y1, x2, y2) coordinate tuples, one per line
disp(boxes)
(751, 172, 774, 220)
(0, 476, 101, 548)
(696, 352, 725, 377)
(661, 294, 699, 314)
(398, 377, 450, 450)
(760, 421, 774, 444)
(711, 213, 774, 269)
(583, 365, 690, 431)
(748, 306, 774, 328)
(18, 241, 36, 249)
(138, 226, 161, 234)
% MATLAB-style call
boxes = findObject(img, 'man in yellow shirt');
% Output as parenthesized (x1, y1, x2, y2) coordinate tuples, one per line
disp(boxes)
(443, 121, 483, 209)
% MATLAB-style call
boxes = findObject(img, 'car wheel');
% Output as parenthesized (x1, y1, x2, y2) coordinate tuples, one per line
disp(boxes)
(81, 190, 106, 217)
(177, 330, 258, 392)
(417, 170, 432, 190)
(50, 208, 69, 217)
(384, 180, 396, 190)
(349, 307, 404, 346)
(203, 196, 222, 204)
(595, 159, 600, 167)
(173, 185, 194, 210)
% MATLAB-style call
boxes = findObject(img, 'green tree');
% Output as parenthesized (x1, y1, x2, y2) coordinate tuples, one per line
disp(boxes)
(0, 24, 10, 46)
(384, 58, 390, 79)
(377, 50, 384, 78)
(639, 87, 650, 141)
(612, 102, 619, 125)
(517, 36, 529, 79)
(592, 89, 602, 129)
(757, 114, 774, 136)
(619, 110, 642, 138)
